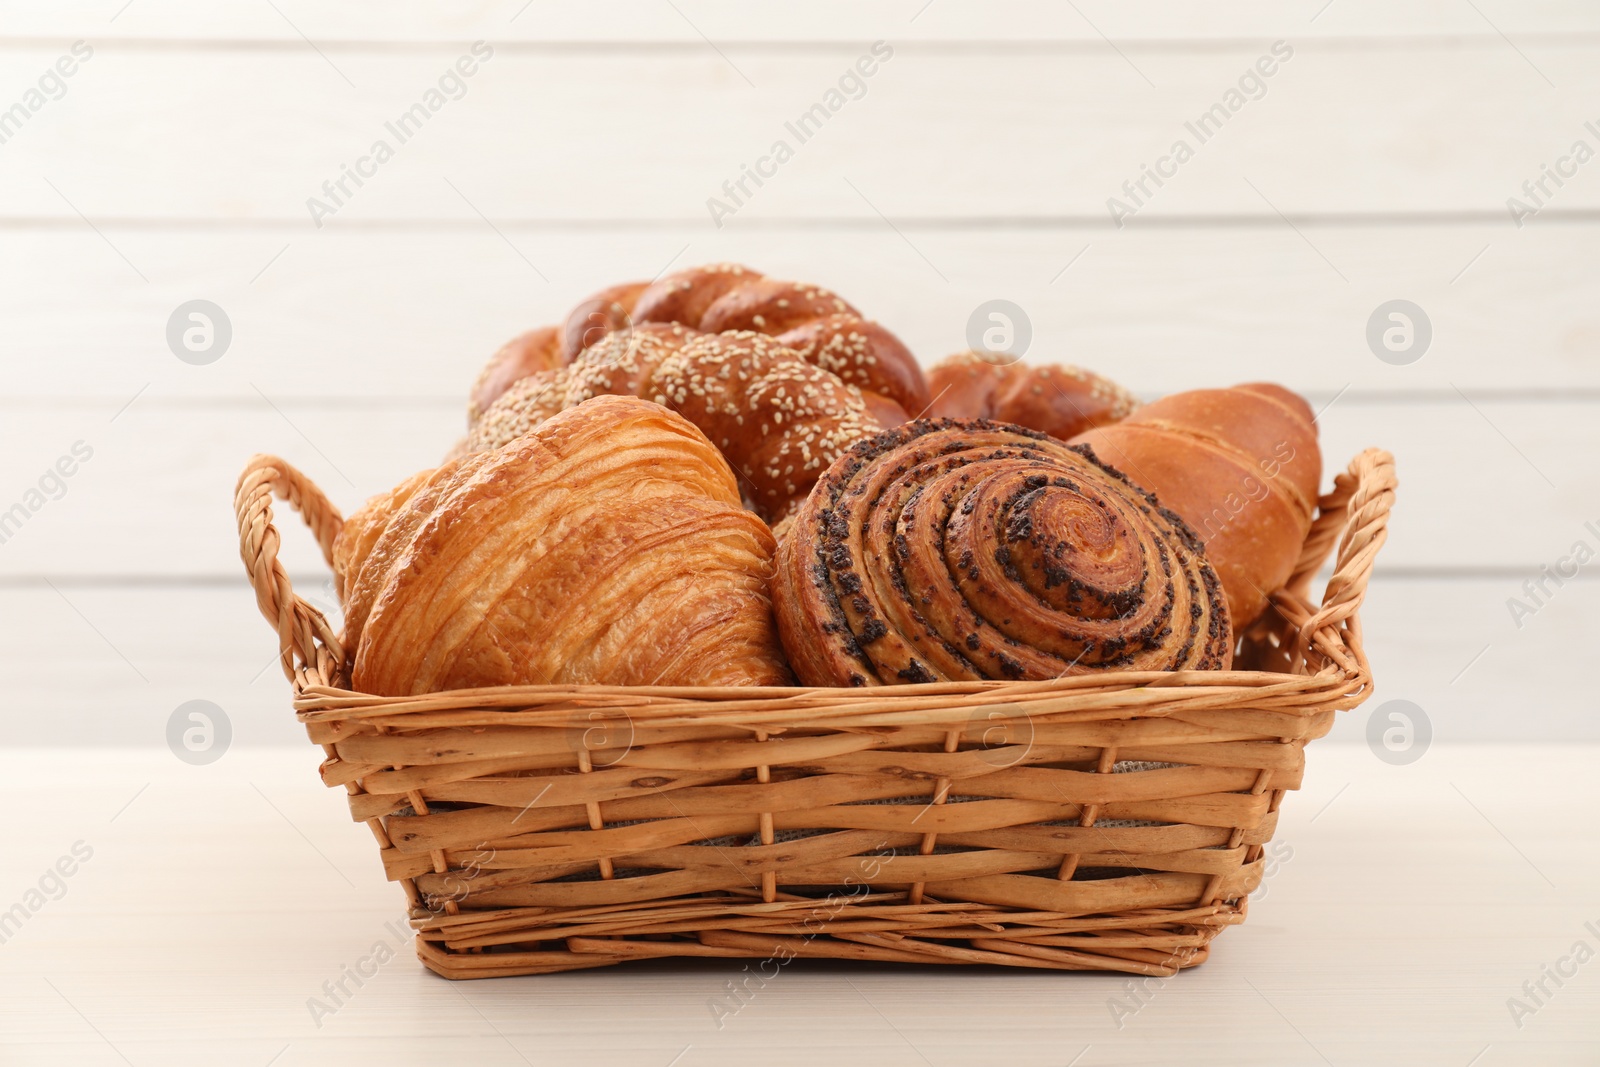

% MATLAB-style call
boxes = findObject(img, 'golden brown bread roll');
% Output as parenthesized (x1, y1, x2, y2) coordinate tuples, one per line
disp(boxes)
(465, 370, 569, 454)
(560, 280, 651, 363)
(698, 277, 857, 335)
(465, 323, 700, 453)
(855, 388, 911, 429)
(467, 326, 562, 423)
(651, 331, 883, 528)
(776, 315, 925, 423)
(565, 322, 700, 406)
(469, 265, 928, 429)
(772, 418, 1233, 687)
(630, 263, 754, 327)
(340, 395, 793, 694)
(926, 350, 1138, 441)
(1070, 382, 1321, 628)
(468, 328, 883, 528)
(591, 264, 930, 417)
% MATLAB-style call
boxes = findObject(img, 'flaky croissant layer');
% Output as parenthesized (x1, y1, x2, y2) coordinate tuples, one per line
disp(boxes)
(773, 418, 1233, 687)
(338, 395, 793, 694)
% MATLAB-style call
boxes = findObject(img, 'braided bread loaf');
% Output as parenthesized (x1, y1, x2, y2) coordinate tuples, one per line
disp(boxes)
(561, 281, 650, 363)
(469, 327, 881, 529)
(466, 323, 698, 453)
(462, 264, 929, 426)
(651, 331, 881, 528)
(467, 326, 562, 424)
(773, 418, 1233, 686)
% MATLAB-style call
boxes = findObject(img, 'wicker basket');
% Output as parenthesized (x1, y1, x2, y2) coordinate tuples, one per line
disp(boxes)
(235, 448, 1395, 980)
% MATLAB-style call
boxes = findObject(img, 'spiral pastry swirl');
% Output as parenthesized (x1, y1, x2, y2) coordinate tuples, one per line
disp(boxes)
(772, 419, 1233, 686)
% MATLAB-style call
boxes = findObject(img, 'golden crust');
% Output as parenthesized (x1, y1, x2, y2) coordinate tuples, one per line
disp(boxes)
(468, 327, 884, 527)
(1070, 383, 1322, 628)
(632, 263, 763, 327)
(348, 395, 793, 695)
(564, 322, 700, 407)
(468, 326, 562, 424)
(649, 331, 883, 526)
(699, 278, 858, 335)
(578, 264, 928, 422)
(926, 350, 1139, 441)
(331, 468, 433, 606)
(466, 369, 571, 452)
(560, 280, 650, 363)
(776, 314, 930, 415)
(773, 418, 1233, 687)
(467, 324, 701, 453)
(339, 455, 494, 659)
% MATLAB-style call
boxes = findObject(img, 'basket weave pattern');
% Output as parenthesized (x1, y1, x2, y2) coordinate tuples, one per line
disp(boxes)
(235, 448, 1395, 979)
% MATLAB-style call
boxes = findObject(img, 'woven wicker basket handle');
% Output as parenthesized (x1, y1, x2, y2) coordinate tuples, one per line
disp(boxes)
(235, 454, 347, 682)
(1285, 448, 1397, 672)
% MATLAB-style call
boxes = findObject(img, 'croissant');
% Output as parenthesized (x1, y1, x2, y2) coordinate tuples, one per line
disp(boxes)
(339, 395, 793, 694)
(772, 418, 1233, 687)
(1070, 382, 1321, 628)
(333, 467, 432, 608)
(926, 350, 1139, 440)
(482, 264, 928, 419)
(338, 456, 495, 658)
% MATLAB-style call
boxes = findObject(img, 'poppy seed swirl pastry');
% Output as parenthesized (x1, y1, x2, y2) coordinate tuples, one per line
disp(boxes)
(771, 419, 1233, 686)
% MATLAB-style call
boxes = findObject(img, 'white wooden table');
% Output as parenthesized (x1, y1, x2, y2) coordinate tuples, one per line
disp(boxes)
(2, 743, 1595, 1065)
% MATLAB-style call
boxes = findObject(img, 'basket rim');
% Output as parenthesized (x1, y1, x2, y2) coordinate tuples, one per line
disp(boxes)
(287, 659, 1366, 723)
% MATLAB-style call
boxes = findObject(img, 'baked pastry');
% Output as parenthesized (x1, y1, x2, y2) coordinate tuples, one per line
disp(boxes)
(560, 281, 651, 362)
(332, 467, 431, 607)
(565, 322, 700, 407)
(926, 350, 1139, 440)
(339, 455, 494, 658)
(854, 388, 911, 430)
(563, 264, 929, 417)
(772, 418, 1233, 687)
(339, 395, 793, 694)
(465, 323, 701, 453)
(1070, 383, 1321, 628)
(775, 315, 922, 425)
(651, 331, 882, 528)
(469, 265, 927, 436)
(467, 326, 562, 423)
(465, 370, 569, 454)
(469, 328, 882, 529)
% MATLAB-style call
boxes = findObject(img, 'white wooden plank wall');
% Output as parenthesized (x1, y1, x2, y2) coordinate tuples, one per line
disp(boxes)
(1, 2, 1594, 742)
